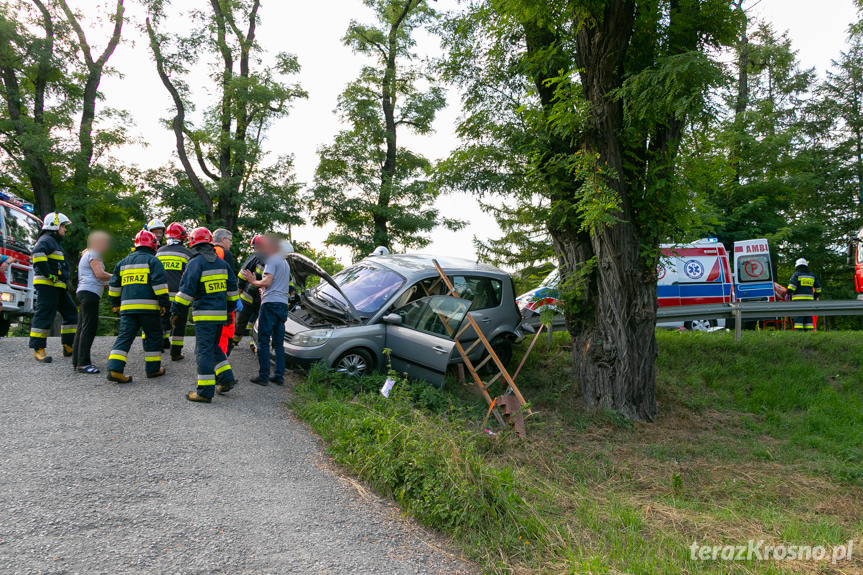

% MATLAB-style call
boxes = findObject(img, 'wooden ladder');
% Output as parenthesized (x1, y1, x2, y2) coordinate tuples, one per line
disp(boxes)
(430, 260, 531, 437)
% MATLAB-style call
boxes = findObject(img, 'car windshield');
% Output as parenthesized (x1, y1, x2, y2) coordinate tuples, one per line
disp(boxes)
(313, 263, 405, 314)
(1, 204, 40, 254)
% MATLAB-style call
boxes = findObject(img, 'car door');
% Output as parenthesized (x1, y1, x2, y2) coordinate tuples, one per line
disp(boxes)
(385, 295, 472, 388)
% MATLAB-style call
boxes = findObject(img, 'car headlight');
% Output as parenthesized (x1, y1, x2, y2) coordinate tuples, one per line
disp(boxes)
(291, 328, 333, 347)
(0, 292, 14, 302)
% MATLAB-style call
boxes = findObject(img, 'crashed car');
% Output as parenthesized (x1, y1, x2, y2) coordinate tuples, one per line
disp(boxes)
(255, 253, 523, 387)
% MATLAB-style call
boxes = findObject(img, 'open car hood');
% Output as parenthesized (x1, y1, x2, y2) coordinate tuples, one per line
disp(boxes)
(286, 253, 358, 319)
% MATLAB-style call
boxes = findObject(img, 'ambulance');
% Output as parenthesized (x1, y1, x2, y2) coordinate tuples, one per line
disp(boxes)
(0, 191, 40, 335)
(731, 238, 776, 303)
(657, 238, 734, 330)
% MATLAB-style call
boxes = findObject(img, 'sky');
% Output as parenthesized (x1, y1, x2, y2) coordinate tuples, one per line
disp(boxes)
(73, 0, 862, 265)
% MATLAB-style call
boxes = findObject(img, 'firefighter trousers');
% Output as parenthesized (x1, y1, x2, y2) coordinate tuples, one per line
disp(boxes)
(194, 321, 235, 399)
(232, 294, 260, 343)
(161, 306, 189, 357)
(107, 313, 163, 375)
(29, 285, 78, 350)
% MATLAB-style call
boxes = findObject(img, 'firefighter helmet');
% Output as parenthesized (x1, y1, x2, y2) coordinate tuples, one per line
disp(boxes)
(795, 258, 809, 267)
(189, 227, 213, 248)
(369, 246, 390, 257)
(41, 212, 71, 231)
(165, 222, 188, 243)
(145, 218, 166, 232)
(134, 230, 158, 250)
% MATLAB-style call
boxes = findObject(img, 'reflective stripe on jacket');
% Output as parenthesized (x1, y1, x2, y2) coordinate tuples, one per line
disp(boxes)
(787, 269, 822, 301)
(156, 243, 194, 298)
(32, 231, 69, 288)
(108, 248, 171, 314)
(171, 248, 238, 323)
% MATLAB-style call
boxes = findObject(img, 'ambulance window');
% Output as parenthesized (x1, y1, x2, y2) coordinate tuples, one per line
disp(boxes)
(858, 244, 863, 264)
(737, 255, 771, 282)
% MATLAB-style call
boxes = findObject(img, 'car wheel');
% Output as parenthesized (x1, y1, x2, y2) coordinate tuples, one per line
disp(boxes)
(481, 337, 513, 374)
(685, 319, 715, 332)
(334, 348, 373, 378)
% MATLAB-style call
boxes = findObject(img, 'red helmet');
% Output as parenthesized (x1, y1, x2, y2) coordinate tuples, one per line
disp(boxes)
(165, 222, 188, 243)
(189, 227, 213, 248)
(250, 235, 264, 248)
(134, 230, 158, 250)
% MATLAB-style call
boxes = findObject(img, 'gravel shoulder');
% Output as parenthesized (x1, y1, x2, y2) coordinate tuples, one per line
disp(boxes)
(0, 336, 473, 575)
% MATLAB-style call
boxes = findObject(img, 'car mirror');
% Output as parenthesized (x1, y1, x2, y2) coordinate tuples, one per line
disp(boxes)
(382, 313, 402, 326)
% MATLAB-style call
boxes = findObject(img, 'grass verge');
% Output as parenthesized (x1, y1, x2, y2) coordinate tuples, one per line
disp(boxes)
(291, 330, 863, 574)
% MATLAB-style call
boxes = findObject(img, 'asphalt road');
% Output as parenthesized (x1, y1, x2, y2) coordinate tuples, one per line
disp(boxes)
(0, 336, 471, 575)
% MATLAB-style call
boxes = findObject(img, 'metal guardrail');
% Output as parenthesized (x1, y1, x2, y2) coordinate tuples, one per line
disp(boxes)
(524, 300, 863, 342)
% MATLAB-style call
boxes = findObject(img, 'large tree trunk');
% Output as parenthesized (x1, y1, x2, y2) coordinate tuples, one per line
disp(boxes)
(565, 0, 658, 422)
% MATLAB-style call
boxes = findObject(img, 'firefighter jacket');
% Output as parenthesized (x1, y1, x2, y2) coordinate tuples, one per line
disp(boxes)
(238, 252, 266, 304)
(787, 269, 822, 301)
(156, 241, 194, 299)
(172, 245, 239, 324)
(108, 247, 170, 314)
(32, 231, 70, 289)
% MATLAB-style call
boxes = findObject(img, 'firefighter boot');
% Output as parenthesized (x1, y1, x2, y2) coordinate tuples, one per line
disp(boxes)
(217, 379, 236, 395)
(186, 391, 212, 404)
(147, 367, 166, 379)
(63, 344, 73, 357)
(107, 371, 132, 384)
(34, 348, 52, 363)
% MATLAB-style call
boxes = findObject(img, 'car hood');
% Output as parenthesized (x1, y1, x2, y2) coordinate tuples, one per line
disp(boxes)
(286, 253, 358, 319)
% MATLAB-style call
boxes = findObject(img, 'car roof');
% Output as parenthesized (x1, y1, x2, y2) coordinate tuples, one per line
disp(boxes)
(365, 254, 508, 277)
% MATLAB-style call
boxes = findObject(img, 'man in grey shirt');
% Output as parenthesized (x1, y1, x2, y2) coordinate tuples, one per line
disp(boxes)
(243, 236, 293, 385)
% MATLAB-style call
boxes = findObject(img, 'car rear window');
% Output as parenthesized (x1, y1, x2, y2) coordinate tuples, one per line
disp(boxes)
(450, 276, 502, 310)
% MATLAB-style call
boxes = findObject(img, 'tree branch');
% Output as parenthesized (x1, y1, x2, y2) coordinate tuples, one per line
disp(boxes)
(183, 127, 221, 182)
(146, 16, 214, 221)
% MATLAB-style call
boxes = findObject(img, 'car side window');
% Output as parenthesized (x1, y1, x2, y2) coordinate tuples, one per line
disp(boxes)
(392, 296, 472, 338)
(450, 276, 503, 310)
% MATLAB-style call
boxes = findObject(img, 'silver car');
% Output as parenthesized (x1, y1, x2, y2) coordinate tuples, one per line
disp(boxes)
(257, 253, 523, 387)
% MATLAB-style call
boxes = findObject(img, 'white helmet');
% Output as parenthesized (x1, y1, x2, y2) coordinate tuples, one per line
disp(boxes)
(41, 212, 71, 231)
(145, 218, 166, 232)
(795, 258, 809, 267)
(279, 240, 294, 256)
(369, 246, 390, 257)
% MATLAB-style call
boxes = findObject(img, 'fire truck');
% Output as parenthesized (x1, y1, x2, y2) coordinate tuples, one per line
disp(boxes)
(849, 228, 863, 300)
(0, 191, 41, 335)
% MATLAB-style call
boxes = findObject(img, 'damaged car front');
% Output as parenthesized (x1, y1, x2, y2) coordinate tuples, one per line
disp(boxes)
(275, 254, 405, 374)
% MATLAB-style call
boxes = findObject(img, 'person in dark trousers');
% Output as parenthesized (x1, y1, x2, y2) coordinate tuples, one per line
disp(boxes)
(72, 231, 112, 374)
(229, 234, 267, 355)
(29, 212, 77, 363)
(105, 230, 170, 383)
(156, 223, 194, 360)
(172, 227, 239, 403)
(787, 257, 822, 331)
(243, 236, 292, 386)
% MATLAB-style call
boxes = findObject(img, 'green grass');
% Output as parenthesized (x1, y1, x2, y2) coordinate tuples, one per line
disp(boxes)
(291, 331, 863, 574)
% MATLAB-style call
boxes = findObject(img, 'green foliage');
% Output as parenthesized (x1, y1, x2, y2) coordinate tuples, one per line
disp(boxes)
(309, 0, 463, 260)
(294, 331, 863, 573)
(144, 0, 307, 234)
(293, 367, 532, 535)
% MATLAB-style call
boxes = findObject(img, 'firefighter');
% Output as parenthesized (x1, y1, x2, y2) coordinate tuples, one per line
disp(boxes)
(29, 212, 77, 363)
(787, 258, 822, 331)
(145, 218, 167, 246)
(156, 223, 194, 359)
(172, 227, 239, 403)
(106, 230, 170, 383)
(229, 234, 267, 355)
